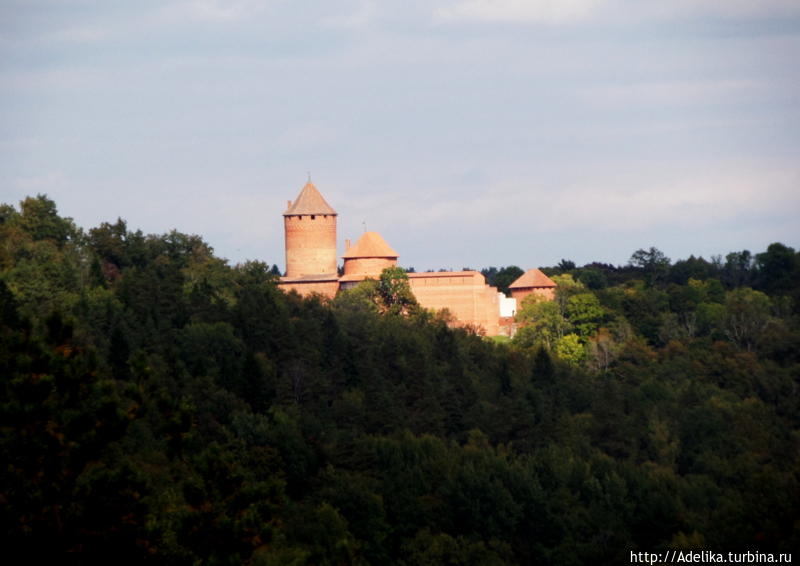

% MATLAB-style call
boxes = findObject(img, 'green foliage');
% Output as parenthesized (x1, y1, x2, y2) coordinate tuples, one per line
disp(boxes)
(377, 267, 419, 316)
(629, 247, 671, 287)
(336, 267, 419, 317)
(578, 267, 608, 290)
(481, 266, 524, 295)
(1, 292, 140, 555)
(565, 293, 604, 339)
(514, 296, 570, 350)
(554, 333, 586, 366)
(551, 273, 586, 318)
(723, 250, 755, 288)
(723, 287, 772, 351)
(756, 243, 799, 297)
(2, 195, 799, 563)
(668, 255, 715, 284)
(15, 194, 79, 246)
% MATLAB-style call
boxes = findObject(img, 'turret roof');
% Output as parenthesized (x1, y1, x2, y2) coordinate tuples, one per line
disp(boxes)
(284, 181, 337, 216)
(342, 231, 399, 259)
(509, 268, 557, 289)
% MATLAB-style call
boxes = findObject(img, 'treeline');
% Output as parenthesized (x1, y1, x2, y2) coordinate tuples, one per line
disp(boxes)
(482, 244, 799, 298)
(1, 195, 798, 564)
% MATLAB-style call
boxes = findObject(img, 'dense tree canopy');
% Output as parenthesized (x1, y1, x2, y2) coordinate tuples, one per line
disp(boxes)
(1, 195, 798, 564)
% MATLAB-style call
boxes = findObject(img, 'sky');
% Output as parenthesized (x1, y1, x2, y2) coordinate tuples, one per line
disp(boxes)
(1, 0, 799, 272)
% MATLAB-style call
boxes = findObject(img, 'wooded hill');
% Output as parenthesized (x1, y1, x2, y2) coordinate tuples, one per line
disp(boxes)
(2, 195, 798, 564)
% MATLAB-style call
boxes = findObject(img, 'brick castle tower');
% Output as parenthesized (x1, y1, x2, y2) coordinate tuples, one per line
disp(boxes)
(283, 180, 338, 278)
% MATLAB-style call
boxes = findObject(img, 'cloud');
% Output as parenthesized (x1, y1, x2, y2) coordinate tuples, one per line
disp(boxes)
(531, 162, 795, 231)
(581, 79, 762, 109)
(163, 0, 271, 23)
(374, 160, 799, 241)
(1, 0, 796, 271)
(276, 122, 337, 151)
(355, 159, 799, 268)
(436, 0, 601, 25)
(46, 26, 111, 43)
(9, 171, 66, 193)
(320, 0, 376, 30)
(642, 0, 800, 20)
(435, 0, 800, 25)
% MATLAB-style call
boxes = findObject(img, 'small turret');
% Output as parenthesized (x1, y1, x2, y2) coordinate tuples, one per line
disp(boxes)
(341, 231, 399, 280)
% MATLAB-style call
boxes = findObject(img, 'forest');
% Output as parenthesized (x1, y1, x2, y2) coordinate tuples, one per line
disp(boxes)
(1, 195, 798, 564)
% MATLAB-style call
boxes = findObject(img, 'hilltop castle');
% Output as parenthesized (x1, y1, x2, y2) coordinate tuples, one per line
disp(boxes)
(276, 181, 556, 335)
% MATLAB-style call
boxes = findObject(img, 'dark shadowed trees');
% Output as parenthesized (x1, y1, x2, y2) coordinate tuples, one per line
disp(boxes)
(2, 194, 799, 563)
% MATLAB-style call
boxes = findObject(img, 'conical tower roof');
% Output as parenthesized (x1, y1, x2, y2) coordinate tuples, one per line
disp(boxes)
(342, 231, 399, 259)
(509, 268, 556, 289)
(284, 181, 337, 216)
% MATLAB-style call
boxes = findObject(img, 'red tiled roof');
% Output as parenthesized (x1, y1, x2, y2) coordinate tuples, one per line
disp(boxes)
(342, 231, 398, 259)
(284, 181, 337, 216)
(509, 268, 556, 289)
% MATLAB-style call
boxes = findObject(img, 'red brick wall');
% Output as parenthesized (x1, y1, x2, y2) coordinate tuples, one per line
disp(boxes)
(284, 214, 337, 277)
(409, 272, 500, 335)
(510, 287, 556, 303)
(277, 279, 339, 299)
(342, 257, 397, 278)
(498, 317, 517, 337)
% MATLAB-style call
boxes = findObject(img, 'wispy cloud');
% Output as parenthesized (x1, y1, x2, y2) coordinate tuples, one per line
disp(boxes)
(163, 0, 271, 23)
(357, 160, 800, 267)
(276, 122, 337, 151)
(581, 79, 762, 108)
(436, 0, 602, 25)
(10, 172, 66, 193)
(320, 0, 376, 30)
(371, 160, 799, 240)
(436, 0, 800, 25)
(1, 0, 797, 269)
(46, 26, 111, 44)
(642, 0, 800, 20)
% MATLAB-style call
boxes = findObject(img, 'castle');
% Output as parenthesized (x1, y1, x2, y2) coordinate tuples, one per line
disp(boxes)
(276, 181, 556, 336)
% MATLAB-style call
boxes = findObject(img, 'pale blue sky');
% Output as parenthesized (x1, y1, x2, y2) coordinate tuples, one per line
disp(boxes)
(2, 0, 799, 271)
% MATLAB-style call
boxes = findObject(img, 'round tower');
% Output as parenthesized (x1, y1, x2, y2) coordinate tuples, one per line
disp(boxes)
(342, 231, 399, 278)
(283, 180, 338, 278)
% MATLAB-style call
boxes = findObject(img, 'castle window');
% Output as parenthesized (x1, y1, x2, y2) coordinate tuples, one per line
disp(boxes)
(311, 215, 316, 220)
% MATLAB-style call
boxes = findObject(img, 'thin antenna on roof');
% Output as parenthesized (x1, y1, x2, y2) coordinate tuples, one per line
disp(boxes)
(362, 220, 367, 233)
(307, 171, 311, 183)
